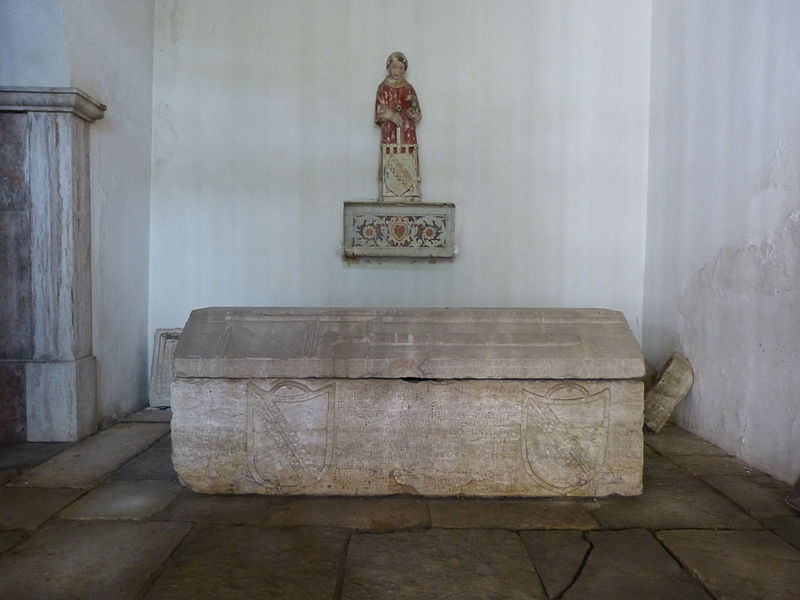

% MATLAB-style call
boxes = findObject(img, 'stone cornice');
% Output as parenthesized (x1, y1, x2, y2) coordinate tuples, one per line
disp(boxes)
(0, 87, 106, 122)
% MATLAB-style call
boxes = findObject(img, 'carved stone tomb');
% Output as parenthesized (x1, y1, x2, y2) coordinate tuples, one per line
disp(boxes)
(171, 307, 644, 497)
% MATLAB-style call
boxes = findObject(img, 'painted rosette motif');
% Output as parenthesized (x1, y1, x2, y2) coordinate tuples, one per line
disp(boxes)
(353, 214, 447, 248)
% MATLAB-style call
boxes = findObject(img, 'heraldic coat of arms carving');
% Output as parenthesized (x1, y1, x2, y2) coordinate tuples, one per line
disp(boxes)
(247, 380, 335, 492)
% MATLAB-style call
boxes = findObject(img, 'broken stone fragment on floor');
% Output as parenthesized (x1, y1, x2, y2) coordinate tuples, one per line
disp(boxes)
(644, 352, 694, 433)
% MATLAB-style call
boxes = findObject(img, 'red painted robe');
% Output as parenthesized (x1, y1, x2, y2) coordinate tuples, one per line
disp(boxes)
(374, 79, 421, 145)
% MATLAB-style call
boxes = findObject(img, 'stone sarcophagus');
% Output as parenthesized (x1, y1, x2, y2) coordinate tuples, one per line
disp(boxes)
(171, 307, 645, 497)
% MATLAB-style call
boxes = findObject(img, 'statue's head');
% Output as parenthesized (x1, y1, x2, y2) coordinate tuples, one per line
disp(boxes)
(386, 52, 408, 80)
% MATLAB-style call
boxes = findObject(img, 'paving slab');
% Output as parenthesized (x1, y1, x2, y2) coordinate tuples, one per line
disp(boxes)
(9, 423, 169, 488)
(520, 530, 590, 598)
(0, 520, 190, 600)
(341, 529, 546, 600)
(59, 480, 183, 520)
(563, 529, 711, 599)
(0, 467, 20, 485)
(169, 491, 285, 524)
(657, 529, 800, 600)
(120, 408, 172, 423)
(644, 426, 727, 456)
(0, 442, 75, 470)
(112, 435, 177, 481)
(0, 487, 83, 530)
(429, 498, 599, 530)
(701, 475, 797, 519)
(144, 525, 346, 599)
(670, 455, 761, 476)
(266, 496, 429, 530)
(590, 456, 760, 530)
(762, 516, 800, 551)
(0, 531, 25, 553)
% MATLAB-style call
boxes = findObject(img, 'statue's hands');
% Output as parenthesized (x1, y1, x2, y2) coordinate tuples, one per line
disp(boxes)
(389, 112, 403, 127)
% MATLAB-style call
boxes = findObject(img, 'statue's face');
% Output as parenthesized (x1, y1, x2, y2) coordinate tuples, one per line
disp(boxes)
(388, 60, 406, 80)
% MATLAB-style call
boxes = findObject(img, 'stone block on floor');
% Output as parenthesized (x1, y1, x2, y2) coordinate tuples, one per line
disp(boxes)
(9, 423, 169, 488)
(120, 408, 172, 423)
(0, 531, 25, 553)
(0, 487, 83, 530)
(590, 457, 760, 530)
(429, 498, 599, 530)
(168, 491, 285, 525)
(763, 516, 800, 551)
(657, 529, 800, 600)
(0, 442, 75, 470)
(144, 525, 347, 600)
(58, 480, 183, 521)
(520, 530, 590, 598)
(111, 435, 176, 481)
(265, 496, 429, 530)
(670, 455, 762, 477)
(0, 520, 190, 600)
(644, 425, 727, 456)
(701, 474, 797, 519)
(562, 529, 711, 599)
(341, 529, 546, 600)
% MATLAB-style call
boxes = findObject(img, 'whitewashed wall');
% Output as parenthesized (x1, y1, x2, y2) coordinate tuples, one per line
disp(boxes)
(644, 0, 800, 483)
(0, 0, 155, 425)
(149, 0, 652, 340)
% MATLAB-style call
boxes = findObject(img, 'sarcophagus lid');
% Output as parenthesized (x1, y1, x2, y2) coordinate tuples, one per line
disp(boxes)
(174, 307, 644, 380)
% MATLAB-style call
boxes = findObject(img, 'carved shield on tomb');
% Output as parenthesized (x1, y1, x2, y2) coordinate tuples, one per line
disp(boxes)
(382, 152, 420, 199)
(247, 380, 335, 491)
(521, 383, 610, 493)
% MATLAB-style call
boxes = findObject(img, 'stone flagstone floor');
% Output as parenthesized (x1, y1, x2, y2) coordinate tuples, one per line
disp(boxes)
(1, 409, 799, 599)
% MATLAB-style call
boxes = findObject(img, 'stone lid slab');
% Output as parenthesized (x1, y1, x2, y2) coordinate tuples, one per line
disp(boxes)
(173, 307, 644, 380)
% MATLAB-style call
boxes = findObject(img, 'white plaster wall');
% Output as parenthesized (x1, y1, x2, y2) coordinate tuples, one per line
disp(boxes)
(60, 1, 156, 424)
(644, 0, 800, 483)
(149, 0, 651, 343)
(0, 0, 70, 87)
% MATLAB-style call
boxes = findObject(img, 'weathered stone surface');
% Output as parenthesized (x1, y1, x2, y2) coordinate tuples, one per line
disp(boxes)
(0, 487, 83, 530)
(121, 407, 173, 423)
(173, 377, 642, 497)
(763, 516, 800, 551)
(0, 87, 107, 122)
(175, 307, 644, 380)
(0, 441, 74, 470)
(10, 423, 169, 488)
(644, 353, 694, 432)
(111, 435, 177, 481)
(266, 497, 429, 530)
(59, 480, 182, 520)
(563, 530, 711, 599)
(520, 530, 590, 598)
(0, 531, 24, 553)
(341, 529, 546, 600)
(149, 329, 181, 407)
(701, 474, 797, 519)
(144, 525, 346, 599)
(0, 363, 26, 441)
(657, 530, 800, 600)
(25, 356, 97, 441)
(0, 520, 188, 600)
(644, 424, 727, 456)
(168, 492, 284, 524)
(670, 454, 762, 476)
(429, 498, 599, 529)
(590, 456, 760, 529)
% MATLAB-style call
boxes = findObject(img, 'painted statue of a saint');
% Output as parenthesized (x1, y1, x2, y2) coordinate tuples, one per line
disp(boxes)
(375, 51, 421, 201)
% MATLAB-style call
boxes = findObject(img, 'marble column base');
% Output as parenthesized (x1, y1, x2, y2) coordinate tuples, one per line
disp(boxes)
(26, 356, 97, 442)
